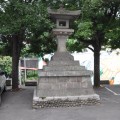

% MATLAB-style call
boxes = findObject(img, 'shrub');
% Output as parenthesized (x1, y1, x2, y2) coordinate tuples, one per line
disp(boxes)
(0, 56, 12, 76)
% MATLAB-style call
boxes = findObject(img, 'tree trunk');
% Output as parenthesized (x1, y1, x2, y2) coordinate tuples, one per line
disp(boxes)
(12, 36, 20, 90)
(11, 27, 25, 90)
(94, 46, 100, 87)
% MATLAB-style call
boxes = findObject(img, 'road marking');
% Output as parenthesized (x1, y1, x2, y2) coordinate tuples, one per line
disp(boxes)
(105, 87, 120, 95)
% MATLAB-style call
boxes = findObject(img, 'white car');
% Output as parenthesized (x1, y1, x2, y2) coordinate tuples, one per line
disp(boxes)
(0, 71, 6, 104)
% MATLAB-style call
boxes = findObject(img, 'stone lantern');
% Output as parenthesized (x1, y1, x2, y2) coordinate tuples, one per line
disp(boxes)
(33, 6, 100, 108)
(49, 6, 80, 53)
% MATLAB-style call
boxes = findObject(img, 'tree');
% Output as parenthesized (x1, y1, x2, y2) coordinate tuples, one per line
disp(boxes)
(0, 0, 53, 90)
(75, 0, 120, 87)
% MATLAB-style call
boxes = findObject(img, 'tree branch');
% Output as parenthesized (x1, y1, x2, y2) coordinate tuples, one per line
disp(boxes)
(87, 46, 94, 52)
(77, 38, 94, 45)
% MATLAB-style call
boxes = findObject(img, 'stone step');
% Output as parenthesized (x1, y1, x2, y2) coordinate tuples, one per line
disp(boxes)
(43, 66, 85, 71)
(38, 70, 92, 77)
(33, 96, 100, 108)
(51, 52, 74, 61)
(37, 81, 92, 90)
(36, 88, 95, 97)
(48, 61, 79, 66)
(33, 87, 100, 109)
(37, 76, 91, 83)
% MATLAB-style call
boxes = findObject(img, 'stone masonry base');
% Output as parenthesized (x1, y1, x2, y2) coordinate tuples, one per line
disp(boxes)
(33, 89, 100, 109)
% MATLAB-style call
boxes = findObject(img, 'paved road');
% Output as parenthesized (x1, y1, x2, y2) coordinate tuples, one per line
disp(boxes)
(0, 85, 120, 120)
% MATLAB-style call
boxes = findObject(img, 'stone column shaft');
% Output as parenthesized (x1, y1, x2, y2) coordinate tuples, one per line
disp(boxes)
(57, 35, 68, 52)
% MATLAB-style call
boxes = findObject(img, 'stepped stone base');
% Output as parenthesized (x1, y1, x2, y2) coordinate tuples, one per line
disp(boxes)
(33, 52, 100, 108)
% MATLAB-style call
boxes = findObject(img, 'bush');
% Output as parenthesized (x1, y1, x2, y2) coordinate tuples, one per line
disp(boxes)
(26, 70, 38, 80)
(0, 56, 12, 76)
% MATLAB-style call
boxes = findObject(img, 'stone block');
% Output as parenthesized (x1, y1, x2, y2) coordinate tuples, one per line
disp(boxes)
(51, 52, 74, 61)
(38, 77, 57, 83)
(48, 61, 79, 66)
(44, 66, 85, 71)
(38, 83, 52, 90)
(38, 70, 92, 77)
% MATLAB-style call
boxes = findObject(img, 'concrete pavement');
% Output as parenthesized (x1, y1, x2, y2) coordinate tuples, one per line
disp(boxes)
(0, 85, 120, 120)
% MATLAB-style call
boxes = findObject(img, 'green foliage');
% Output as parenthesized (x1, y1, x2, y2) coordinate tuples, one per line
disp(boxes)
(66, 39, 84, 52)
(74, 0, 120, 50)
(0, 0, 56, 57)
(0, 56, 12, 75)
(27, 70, 38, 80)
(76, 21, 93, 39)
(27, 12, 56, 56)
(105, 20, 120, 49)
(0, 0, 48, 34)
(0, 36, 13, 56)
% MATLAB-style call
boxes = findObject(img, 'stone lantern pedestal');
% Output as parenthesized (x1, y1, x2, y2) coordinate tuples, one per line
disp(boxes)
(33, 7, 100, 108)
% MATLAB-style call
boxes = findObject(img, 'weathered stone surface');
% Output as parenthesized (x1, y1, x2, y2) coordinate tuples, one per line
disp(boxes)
(48, 61, 79, 66)
(33, 89, 100, 108)
(53, 29, 74, 36)
(43, 65, 85, 71)
(38, 70, 92, 77)
(51, 52, 74, 61)
(33, 67, 100, 108)
(37, 77, 89, 88)
(48, 7, 81, 19)
(36, 89, 95, 97)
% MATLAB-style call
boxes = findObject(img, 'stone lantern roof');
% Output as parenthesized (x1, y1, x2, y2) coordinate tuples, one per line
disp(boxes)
(48, 6, 81, 20)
